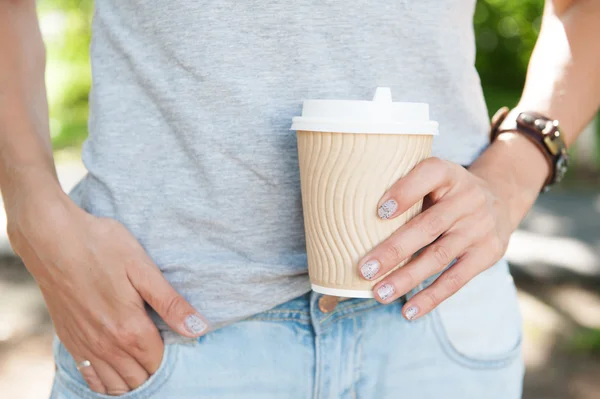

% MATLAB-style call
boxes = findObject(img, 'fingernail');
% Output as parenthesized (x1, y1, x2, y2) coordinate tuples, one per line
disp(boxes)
(405, 306, 420, 320)
(378, 199, 398, 219)
(360, 260, 380, 280)
(184, 314, 208, 335)
(377, 284, 395, 301)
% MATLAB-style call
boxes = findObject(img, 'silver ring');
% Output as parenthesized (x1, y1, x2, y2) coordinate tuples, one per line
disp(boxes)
(76, 360, 92, 370)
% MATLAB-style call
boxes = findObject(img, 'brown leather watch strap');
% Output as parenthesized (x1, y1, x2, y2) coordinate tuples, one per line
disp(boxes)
(490, 107, 568, 190)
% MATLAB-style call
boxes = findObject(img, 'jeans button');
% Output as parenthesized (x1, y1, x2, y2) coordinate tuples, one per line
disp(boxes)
(318, 295, 340, 313)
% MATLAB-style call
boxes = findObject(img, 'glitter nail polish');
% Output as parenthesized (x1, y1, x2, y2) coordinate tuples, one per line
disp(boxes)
(405, 306, 420, 320)
(377, 284, 395, 301)
(360, 260, 380, 280)
(184, 314, 208, 335)
(378, 199, 398, 219)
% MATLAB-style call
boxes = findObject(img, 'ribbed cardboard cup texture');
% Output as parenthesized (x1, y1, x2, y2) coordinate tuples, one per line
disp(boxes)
(291, 88, 438, 298)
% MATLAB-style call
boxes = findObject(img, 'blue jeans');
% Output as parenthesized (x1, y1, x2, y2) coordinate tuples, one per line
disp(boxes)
(50, 260, 524, 399)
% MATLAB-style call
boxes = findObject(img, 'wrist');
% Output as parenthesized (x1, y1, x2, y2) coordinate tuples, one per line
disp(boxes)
(469, 133, 549, 230)
(1, 163, 61, 205)
(4, 167, 75, 245)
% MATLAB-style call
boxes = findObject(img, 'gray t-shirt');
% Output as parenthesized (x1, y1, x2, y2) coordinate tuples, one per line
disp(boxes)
(71, 0, 490, 342)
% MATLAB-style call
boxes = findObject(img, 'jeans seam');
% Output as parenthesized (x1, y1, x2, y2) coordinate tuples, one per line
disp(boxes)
(430, 307, 522, 370)
(243, 317, 311, 324)
(355, 316, 364, 398)
(319, 302, 379, 325)
(259, 309, 310, 315)
(322, 304, 381, 327)
(313, 334, 321, 399)
(350, 317, 358, 399)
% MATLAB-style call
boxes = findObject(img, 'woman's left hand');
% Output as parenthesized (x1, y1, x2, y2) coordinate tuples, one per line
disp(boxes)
(358, 157, 514, 320)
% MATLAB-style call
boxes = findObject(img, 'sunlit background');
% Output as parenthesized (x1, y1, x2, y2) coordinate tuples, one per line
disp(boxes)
(1, 1, 599, 398)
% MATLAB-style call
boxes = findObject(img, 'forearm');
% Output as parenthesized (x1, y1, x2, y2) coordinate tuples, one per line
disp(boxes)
(470, 0, 600, 230)
(0, 1, 63, 211)
(518, 0, 600, 141)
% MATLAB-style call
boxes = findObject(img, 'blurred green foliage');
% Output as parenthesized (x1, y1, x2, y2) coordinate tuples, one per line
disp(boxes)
(474, 0, 544, 115)
(40, 0, 93, 150)
(475, 0, 544, 94)
(571, 328, 600, 355)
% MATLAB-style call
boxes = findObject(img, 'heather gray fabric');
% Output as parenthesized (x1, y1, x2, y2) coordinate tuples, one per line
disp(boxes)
(70, 0, 490, 343)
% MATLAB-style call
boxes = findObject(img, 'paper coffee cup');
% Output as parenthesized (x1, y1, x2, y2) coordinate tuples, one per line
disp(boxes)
(291, 88, 438, 298)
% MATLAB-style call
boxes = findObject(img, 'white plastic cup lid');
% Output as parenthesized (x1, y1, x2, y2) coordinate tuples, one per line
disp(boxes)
(291, 87, 438, 135)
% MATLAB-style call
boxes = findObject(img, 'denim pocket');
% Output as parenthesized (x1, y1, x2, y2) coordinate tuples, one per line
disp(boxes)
(428, 260, 523, 369)
(52, 336, 178, 399)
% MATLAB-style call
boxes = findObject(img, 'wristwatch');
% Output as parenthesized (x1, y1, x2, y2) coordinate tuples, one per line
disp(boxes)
(490, 107, 570, 192)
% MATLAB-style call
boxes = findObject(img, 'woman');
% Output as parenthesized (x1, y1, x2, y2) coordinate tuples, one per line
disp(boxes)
(1, 0, 598, 398)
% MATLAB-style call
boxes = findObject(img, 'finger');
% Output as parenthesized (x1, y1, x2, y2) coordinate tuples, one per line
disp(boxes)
(127, 256, 209, 338)
(119, 317, 165, 375)
(360, 195, 476, 281)
(72, 355, 106, 394)
(370, 231, 472, 303)
(88, 356, 130, 396)
(401, 247, 493, 320)
(108, 350, 150, 390)
(376, 157, 458, 220)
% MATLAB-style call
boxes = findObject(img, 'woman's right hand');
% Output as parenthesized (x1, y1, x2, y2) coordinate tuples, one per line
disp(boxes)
(6, 189, 209, 396)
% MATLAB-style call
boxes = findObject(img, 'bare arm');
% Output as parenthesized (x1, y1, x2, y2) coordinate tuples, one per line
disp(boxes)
(0, 0, 60, 211)
(518, 0, 600, 140)
(0, 2, 208, 395)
